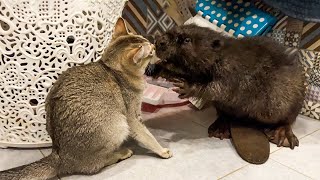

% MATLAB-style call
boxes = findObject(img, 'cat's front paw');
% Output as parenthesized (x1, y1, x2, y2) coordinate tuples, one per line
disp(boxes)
(120, 149, 134, 160)
(159, 148, 173, 159)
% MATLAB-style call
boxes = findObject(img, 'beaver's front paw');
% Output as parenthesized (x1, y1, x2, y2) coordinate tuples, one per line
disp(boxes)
(172, 79, 197, 99)
(159, 148, 173, 159)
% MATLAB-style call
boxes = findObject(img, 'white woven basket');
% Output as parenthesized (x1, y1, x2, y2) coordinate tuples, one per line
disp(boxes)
(0, 0, 127, 148)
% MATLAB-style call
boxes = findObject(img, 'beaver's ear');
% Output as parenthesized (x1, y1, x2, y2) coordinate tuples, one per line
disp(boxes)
(211, 39, 224, 51)
(112, 17, 129, 39)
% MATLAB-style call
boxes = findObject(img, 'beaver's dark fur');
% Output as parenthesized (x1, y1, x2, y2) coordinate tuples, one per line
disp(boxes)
(146, 24, 306, 149)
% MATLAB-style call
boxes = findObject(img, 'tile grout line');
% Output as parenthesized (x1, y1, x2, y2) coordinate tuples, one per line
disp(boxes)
(202, 125, 319, 179)
(191, 119, 252, 180)
(270, 158, 315, 180)
(39, 149, 46, 157)
(191, 120, 210, 129)
(268, 129, 320, 180)
(270, 147, 283, 154)
(217, 164, 250, 180)
(297, 129, 320, 141)
(191, 120, 209, 128)
(190, 119, 251, 180)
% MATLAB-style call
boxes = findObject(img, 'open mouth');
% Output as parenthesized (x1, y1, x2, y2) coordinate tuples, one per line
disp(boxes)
(145, 63, 160, 77)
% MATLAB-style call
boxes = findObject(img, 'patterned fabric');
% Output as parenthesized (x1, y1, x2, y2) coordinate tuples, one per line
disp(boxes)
(122, 0, 176, 37)
(253, 0, 285, 20)
(301, 23, 320, 51)
(314, 55, 320, 67)
(122, 0, 148, 35)
(301, 101, 320, 119)
(299, 49, 318, 67)
(271, 16, 320, 51)
(306, 85, 320, 103)
(297, 48, 320, 119)
(309, 70, 320, 87)
(266, 29, 285, 44)
(164, 0, 195, 25)
(284, 18, 304, 47)
(298, 50, 320, 109)
(284, 31, 301, 47)
(267, 30, 300, 59)
(146, 0, 176, 37)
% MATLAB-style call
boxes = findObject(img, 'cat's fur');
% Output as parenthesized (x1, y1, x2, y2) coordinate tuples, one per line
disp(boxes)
(0, 18, 171, 180)
(146, 24, 305, 149)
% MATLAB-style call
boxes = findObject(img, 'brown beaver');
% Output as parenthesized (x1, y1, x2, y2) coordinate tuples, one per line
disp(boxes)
(146, 24, 306, 149)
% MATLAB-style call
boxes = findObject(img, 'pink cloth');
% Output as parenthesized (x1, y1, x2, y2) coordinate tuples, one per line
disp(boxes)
(143, 77, 188, 106)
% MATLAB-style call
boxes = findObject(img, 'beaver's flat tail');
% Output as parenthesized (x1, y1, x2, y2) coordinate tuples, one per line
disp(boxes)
(231, 121, 270, 164)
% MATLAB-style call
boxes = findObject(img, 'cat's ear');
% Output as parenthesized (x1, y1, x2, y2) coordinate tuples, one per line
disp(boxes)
(211, 39, 224, 51)
(112, 17, 129, 39)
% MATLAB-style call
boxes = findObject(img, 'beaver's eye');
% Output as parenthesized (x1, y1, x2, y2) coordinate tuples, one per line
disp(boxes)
(184, 38, 191, 44)
(175, 37, 180, 43)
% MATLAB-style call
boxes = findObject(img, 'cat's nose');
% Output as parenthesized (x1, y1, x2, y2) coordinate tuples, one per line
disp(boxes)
(150, 44, 155, 50)
(148, 44, 156, 57)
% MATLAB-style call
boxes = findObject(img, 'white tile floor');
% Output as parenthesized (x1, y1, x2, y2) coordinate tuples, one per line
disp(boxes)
(1, 105, 320, 180)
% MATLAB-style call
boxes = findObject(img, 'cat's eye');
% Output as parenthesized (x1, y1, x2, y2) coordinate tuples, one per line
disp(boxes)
(184, 38, 191, 44)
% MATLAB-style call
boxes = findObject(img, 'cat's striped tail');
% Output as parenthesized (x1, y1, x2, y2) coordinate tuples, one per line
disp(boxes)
(0, 152, 60, 180)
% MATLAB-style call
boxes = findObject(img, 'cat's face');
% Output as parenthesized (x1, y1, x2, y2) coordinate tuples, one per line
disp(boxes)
(146, 25, 223, 83)
(108, 18, 160, 75)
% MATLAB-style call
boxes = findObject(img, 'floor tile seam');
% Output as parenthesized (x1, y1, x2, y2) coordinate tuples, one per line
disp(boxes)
(190, 120, 210, 129)
(39, 149, 46, 157)
(217, 164, 250, 179)
(298, 129, 320, 140)
(270, 158, 315, 179)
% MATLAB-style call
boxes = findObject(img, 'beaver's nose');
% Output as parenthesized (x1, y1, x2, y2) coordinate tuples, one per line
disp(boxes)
(155, 37, 167, 51)
(156, 39, 166, 47)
